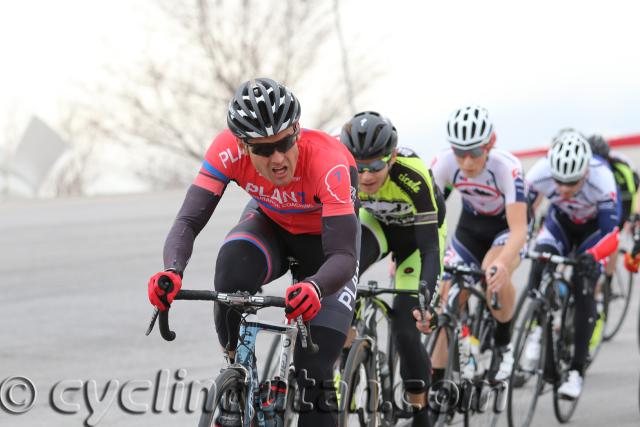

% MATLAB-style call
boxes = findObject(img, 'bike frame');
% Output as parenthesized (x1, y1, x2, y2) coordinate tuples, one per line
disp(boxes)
(351, 281, 418, 419)
(523, 251, 576, 382)
(234, 318, 299, 426)
(432, 264, 506, 419)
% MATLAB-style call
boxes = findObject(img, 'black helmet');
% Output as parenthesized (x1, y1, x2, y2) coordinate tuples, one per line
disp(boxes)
(340, 111, 397, 159)
(227, 78, 301, 139)
(587, 134, 610, 159)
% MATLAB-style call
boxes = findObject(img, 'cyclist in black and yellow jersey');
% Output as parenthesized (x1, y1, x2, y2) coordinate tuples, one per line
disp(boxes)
(340, 111, 446, 427)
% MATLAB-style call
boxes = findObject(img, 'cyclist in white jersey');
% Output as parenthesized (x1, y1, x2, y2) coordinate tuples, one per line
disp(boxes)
(588, 134, 640, 272)
(525, 131, 619, 399)
(421, 105, 528, 382)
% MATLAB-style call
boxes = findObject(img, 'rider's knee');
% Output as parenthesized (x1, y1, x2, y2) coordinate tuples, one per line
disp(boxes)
(214, 239, 267, 292)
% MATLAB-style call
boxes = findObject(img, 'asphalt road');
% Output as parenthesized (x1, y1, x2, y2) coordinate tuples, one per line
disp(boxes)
(1, 187, 639, 426)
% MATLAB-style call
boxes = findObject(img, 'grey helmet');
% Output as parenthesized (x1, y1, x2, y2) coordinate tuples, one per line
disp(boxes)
(446, 105, 494, 149)
(340, 111, 397, 159)
(587, 134, 610, 159)
(227, 78, 301, 139)
(549, 131, 592, 183)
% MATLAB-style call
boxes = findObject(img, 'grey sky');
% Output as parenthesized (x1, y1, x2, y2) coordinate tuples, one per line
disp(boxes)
(2, 0, 639, 160)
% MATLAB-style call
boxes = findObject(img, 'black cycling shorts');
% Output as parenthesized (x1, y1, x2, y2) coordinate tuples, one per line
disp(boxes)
(216, 200, 357, 336)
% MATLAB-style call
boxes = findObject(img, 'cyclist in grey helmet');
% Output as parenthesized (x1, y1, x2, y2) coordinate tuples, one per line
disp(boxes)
(341, 111, 446, 426)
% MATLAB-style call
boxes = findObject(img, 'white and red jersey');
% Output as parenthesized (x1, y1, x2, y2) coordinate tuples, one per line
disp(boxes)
(525, 156, 618, 224)
(431, 148, 527, 217)
(193, 128, 357, 234)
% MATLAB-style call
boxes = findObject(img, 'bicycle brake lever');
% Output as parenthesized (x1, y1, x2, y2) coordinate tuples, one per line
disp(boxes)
(487, 266, 502, 310)
(491, 292, 502, 311)
(418, 283, 428, 322)
(145, 307, 159, 336)
(146, 276, 174, 336)
(417, 282, 438, 331)
(296, 317, 319, 354)
(296, 316, 308, 348)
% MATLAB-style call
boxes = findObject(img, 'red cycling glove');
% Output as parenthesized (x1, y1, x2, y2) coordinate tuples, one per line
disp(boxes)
(624, 252, 640, 273)
(148, 270, 182, 311)
(285, 281, 322, 321)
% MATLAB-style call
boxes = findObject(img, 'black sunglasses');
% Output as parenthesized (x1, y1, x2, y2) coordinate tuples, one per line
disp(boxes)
(452, 145, 488, 159)
(244, 128, 299, 157)
(357, 155, 391, 174)
(554, 178, 582, 187)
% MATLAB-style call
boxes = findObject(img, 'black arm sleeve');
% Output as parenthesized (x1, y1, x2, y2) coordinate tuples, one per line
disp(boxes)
(163, 184, 222, 274)
(434, 179, 447, 228)
(390, 164, 441, 297)
(415, 222, 441, 297)
(306, 213, 359, 297)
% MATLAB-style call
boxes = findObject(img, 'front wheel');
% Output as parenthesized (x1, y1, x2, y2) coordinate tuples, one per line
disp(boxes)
(602, 251, 633, 341)
(552, 298, 580, 423)
(199, 369, 248, 427)
(507, 300, 546, 427)
(338, 338, 380, 427)
(426, 325, 461, 427)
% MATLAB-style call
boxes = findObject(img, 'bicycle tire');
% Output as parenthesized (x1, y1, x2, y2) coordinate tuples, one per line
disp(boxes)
(426, 325, 462, 427)
(602, 250, 634, 340)
(552, 297, 580, 423)
(199, 368, 248, 427)
(507, 301, 546, 427)
(511, 287, 531, 334)
(338, 338, 379, 427)
(382, 337, 403, 425)
(467, 301, 501, 427)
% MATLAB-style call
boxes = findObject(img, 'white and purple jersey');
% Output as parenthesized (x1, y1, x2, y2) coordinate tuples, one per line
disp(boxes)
(526, 156, 619, 227)
(431, 148, 527, 217)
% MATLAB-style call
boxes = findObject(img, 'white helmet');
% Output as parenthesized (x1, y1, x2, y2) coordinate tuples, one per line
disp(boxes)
(548, 131, 592, 183)
(446, 105, 494, 149)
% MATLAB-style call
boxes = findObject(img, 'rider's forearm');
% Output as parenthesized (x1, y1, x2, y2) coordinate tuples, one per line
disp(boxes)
(495, 202, 528, 267)
(163, 185, 221, 274)
(415, 222, 441, 297)
(306, 214, 358, 296)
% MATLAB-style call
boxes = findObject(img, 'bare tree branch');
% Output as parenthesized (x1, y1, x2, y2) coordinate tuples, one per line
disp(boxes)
(65, 0, 380, 190)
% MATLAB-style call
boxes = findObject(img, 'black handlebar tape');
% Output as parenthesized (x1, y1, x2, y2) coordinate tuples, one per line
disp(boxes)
(159, 310, 176, 341)
(262, 296, 287, 308)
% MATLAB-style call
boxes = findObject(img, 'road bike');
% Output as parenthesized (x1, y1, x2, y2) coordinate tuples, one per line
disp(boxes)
(426, 264, 506, 427)
(147, 277, 317, 427)
(337, 279, 424, 426)
(507, 250, 604, 426)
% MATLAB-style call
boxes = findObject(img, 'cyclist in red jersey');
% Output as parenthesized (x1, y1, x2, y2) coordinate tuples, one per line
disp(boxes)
(147, 78, 360, 426)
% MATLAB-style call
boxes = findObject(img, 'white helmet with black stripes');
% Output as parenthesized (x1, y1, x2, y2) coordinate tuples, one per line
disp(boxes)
(548, 131, 592, 183)
(446, 105, 493, 149)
